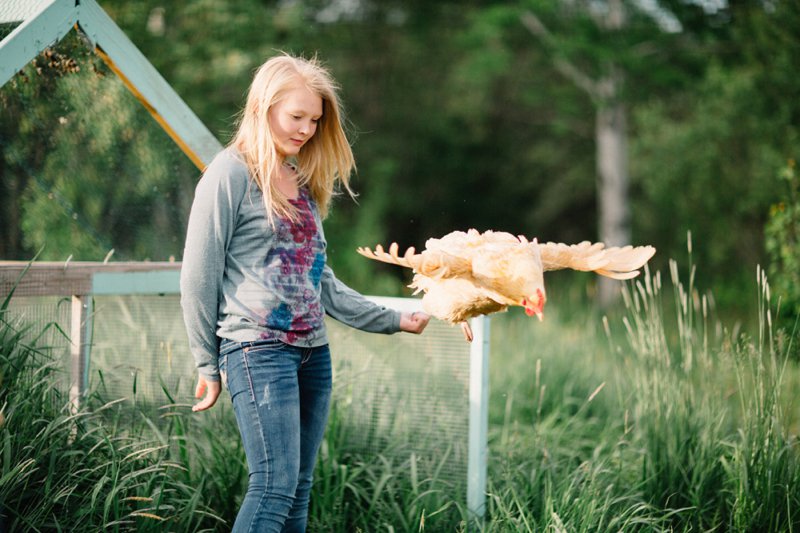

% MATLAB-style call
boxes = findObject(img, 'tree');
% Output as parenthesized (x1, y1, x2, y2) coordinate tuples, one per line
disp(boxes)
(4, 0, 796, 307)
(521, 1, 629, 306)
(516, 0, 723, 305)
(631, 1, 799, 305)
(1, 32, 198, 261)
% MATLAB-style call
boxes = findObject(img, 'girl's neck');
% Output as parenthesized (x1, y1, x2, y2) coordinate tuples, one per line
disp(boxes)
(276, 160, 299, 200)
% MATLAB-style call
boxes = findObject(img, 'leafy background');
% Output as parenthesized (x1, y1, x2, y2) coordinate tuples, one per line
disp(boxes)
(1, 1, 799, 308)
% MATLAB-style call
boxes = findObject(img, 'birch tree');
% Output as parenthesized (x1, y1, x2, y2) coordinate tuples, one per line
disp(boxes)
(521, 0, 631, 306)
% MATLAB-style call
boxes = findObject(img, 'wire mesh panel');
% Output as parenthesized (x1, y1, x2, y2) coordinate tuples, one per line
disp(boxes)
(326, 298, 472, 491)
(86, 292, 474, 495)
(89, 294, 195, 403)
(3, 286, 479, 508)
(3, 295, 73, 392)
(0, 0, 48, 22)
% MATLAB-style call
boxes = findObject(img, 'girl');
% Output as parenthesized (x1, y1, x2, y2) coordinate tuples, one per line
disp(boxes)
(180, 53, 429, 532)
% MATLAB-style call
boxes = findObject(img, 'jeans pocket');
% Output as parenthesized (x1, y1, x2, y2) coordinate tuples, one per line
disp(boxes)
(242, 338, 284, 352)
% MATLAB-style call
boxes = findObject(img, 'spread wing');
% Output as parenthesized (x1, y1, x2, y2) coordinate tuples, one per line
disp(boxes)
(356, 242, 473, 279)
(539, 241, 656, 280)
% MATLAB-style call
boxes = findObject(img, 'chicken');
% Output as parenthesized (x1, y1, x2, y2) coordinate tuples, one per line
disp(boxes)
(357, 229, 656, 341)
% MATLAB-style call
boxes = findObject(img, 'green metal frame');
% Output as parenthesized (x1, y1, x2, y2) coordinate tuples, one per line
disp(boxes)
(0, 0, 222, 169)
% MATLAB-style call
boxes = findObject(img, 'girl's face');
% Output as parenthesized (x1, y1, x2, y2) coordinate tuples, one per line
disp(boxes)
(269, 84, 323, 158)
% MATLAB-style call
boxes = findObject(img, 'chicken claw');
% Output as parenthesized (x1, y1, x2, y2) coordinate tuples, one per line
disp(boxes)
(460, 321, 473, 342)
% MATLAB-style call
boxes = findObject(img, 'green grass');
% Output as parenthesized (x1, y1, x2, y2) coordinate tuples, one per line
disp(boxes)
(2, 257, 799, 531)
(0, 301, 226, 530)
(480, 261, 799, 532)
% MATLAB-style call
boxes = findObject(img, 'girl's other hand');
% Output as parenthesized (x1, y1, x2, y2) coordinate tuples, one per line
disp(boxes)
(192, 375, 221, 412)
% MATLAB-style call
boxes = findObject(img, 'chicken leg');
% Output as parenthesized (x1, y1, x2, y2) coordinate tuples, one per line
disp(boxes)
(460, 321, 473, 342)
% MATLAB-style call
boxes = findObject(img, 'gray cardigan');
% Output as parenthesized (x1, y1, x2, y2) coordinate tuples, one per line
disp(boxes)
(180, 147, 402, 380)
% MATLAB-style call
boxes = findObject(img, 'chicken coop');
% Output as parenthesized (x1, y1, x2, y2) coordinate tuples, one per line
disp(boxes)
(0, 0, 489, 521)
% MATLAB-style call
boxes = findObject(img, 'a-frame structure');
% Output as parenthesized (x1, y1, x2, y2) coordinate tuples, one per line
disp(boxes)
(0, 0, 222, 169)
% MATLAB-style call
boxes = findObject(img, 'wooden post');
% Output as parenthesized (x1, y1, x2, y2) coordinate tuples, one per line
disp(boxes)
(69, 294, 92, 412)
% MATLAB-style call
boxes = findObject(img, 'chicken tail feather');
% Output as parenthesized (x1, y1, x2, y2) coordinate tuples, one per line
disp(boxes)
(358, 243, 473, 278)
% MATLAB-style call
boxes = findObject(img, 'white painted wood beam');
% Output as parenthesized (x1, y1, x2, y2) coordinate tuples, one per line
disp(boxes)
(77, 0, 222, 169)
(0, 0, 76, 88)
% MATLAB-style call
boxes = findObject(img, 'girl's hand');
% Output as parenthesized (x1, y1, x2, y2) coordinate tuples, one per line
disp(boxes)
(192, 375, 221, 412)
(399, 311, 431, 334)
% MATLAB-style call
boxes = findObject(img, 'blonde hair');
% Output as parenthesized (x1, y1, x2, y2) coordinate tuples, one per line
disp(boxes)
(230, 53, 356, 225)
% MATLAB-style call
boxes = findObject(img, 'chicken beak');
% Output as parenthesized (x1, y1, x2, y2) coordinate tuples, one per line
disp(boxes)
(522, 294, 544, 321)
(525, 306, 544, 321)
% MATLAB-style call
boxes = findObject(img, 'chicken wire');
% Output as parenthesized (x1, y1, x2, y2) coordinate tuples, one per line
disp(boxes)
(326, 297, 474, 485)
(0, 0, 48, 25)
(1, 26, 197, 264)
(3, 291, 481, 505)
(2, 295, 74, 393)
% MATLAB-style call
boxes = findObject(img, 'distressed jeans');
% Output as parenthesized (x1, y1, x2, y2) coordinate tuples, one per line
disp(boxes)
(219, 339, 332, 533)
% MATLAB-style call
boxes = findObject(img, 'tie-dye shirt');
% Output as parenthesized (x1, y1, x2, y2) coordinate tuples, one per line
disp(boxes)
(260, 188, 326, 344)
(180, 147, 402, 381)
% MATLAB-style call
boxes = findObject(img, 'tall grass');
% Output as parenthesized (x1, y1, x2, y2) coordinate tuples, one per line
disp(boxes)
(309, 402, 465, 531)
(0, 291, 232, 531)
(483, 247, 800, 531)
(2, 249, 799, 531)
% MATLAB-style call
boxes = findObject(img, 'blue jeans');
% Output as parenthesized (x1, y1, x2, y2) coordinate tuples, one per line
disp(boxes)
(219, 339, 332, 533)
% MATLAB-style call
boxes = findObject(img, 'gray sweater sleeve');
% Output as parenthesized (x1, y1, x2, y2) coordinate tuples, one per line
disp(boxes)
(180, 151, 245, 381)
(320, 265, 402, 334)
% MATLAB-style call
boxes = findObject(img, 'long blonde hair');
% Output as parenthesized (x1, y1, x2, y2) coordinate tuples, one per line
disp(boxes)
(230, 53, 356, 225)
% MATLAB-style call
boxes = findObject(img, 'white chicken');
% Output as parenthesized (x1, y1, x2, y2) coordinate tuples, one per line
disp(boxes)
(357, 229, 656, 341)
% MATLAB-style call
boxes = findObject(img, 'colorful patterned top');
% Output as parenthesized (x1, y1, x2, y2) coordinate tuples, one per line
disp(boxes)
(180, 147, 402, 381)
(260, 188, 326, 344)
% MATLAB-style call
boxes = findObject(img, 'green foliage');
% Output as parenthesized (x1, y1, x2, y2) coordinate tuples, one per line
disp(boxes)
(1, 34, 198, 261)
(0, 304, 226, 530)
(3, 1, 800, 300)
(631, 64, 788, 305)
(765, 159, 800, 318)
(630, 1, 800, 305)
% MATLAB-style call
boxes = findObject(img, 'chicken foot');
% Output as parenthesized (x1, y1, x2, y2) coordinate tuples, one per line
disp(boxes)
(460, 321, 473, 342)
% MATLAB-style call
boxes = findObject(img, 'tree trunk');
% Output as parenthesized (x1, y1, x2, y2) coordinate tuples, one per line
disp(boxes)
(595, 72, 630, 307)
(0, 158, 24, 259)
(595, 0, 630, 308)
(520, 2, 633, 308)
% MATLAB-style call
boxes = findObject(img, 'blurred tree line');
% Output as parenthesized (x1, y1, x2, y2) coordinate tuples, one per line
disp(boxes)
(1, 0, 798, 311)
